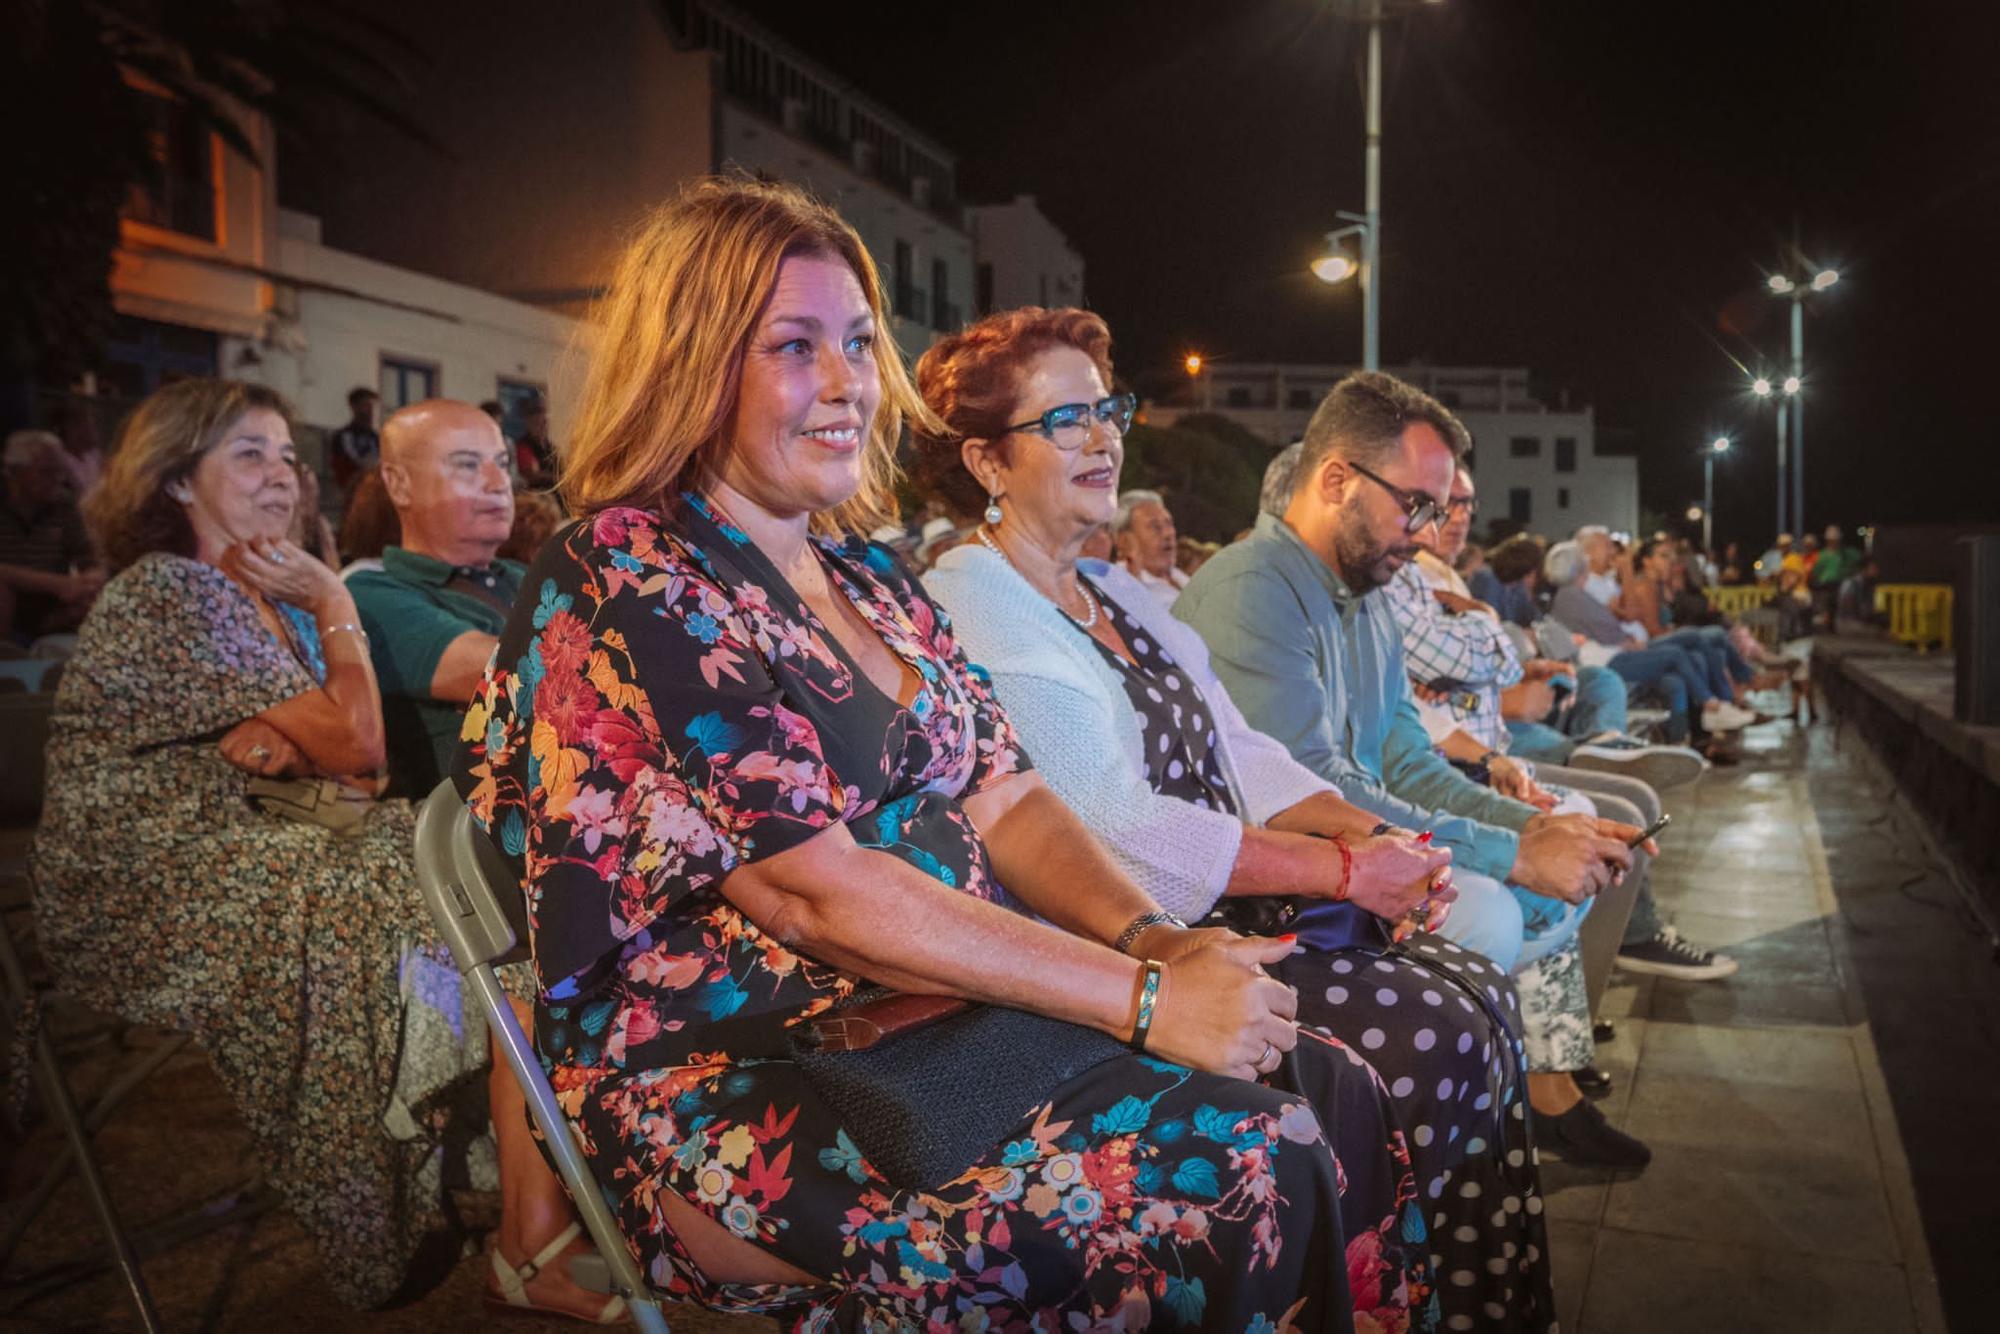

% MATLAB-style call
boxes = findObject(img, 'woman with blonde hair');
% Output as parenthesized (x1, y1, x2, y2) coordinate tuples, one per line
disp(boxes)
(455, 177, 1427, 1328)
(33, 378, 611, 1318)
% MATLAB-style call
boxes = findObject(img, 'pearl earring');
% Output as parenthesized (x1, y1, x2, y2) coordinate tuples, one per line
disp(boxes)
(983, 493, 1003, 527)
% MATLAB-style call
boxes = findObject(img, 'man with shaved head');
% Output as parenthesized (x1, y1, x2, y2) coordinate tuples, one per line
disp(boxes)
(348, 399, 522, 796)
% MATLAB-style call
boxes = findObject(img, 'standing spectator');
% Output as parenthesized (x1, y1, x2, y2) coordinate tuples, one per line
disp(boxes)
(511, 391, 557, 484)
(1111, 487, 1186, 603)
(1761, 534, 1791, 580)
(1719, 541, 1745, 584)
(326, 386, 380, 493)
(347, 400, 520, 798)
(0, 429, 104, 645)
(54, 397, 106, 495)
(1811, 524, 1858, 631)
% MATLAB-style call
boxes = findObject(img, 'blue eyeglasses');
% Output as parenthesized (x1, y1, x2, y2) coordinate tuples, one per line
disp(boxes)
(1003, 393, 1138, 450)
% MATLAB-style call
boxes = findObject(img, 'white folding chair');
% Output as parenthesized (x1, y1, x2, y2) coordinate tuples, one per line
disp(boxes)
(411, 780, 671, 1334)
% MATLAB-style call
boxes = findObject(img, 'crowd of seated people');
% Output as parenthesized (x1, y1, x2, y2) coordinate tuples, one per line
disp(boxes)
(17, 175, 1810, 1329)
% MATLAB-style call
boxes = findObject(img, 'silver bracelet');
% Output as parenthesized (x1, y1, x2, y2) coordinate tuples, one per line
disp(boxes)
(322, 621, 369, 645)
(1112, 910, 1186, 956)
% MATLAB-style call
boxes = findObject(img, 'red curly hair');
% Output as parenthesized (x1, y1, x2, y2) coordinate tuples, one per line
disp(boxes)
(909, 307, 1115, 520)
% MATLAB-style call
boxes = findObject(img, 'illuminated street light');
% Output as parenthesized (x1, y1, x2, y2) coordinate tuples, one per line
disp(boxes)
(1184, 352, 1204, 376)
(1312, 250, 1359, 284)
(1752, 377, 1773, 397)
(1702, 436, 1730, 549)
(1768, 253, 1840, 533)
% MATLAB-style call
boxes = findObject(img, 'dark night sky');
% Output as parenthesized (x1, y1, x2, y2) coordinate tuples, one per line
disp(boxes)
(721, 0, 2000, 546)
(303, 0, 2000, 547)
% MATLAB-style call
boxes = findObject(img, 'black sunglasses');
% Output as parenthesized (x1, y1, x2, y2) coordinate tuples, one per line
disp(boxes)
(1350, 462, 1448, 534)
(1003, 393, 1138, 449)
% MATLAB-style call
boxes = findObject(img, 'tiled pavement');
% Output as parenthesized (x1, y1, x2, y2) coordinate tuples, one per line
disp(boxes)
(0, 721, 1953, 1331)
(1539, 722, 1948, 1334)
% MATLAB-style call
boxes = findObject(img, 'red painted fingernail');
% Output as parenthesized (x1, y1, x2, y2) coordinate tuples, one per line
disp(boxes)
(1279, 933, 1298, 942)
(1416, 831, 1434, 845)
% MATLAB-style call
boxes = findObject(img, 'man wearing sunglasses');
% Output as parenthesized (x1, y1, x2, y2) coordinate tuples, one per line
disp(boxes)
(1177, 370, 1654, 1170)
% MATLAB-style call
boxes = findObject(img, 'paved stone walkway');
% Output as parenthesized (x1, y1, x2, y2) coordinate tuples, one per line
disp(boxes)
(0, 722, 1950, 1331)
(1539, 722, 1947, 1334)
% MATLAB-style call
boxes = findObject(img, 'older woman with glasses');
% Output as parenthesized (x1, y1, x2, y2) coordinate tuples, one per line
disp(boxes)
(916, 307, 1559, 1331)
(452, 180, 1438, 1330)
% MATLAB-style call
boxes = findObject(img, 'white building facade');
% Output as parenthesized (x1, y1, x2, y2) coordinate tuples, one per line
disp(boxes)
(93, 83, 584, 473)
(1149, 362, 1639, 536)
(966, 196, 1086, 315)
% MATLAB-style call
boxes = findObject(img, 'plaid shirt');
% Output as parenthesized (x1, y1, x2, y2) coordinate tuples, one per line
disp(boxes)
(1379, 560, 1523, 750)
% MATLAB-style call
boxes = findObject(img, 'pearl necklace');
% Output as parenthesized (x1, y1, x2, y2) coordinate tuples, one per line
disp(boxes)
(975, 525, 1099, 629)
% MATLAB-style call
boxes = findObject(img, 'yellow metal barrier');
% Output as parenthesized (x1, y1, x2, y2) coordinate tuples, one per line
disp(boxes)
(1705, 585, 1768, 618)
(1875, 584, 1954, 652)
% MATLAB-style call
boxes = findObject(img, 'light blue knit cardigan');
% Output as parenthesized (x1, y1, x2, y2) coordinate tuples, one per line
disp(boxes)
(924, 547, 1332, 922)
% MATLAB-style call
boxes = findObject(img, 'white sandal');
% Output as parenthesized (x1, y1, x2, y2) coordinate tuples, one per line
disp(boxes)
(487, 1220, 628, 1324)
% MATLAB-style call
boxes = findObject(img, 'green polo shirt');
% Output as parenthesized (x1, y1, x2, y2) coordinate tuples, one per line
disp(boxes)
(348, 545, 525, 798)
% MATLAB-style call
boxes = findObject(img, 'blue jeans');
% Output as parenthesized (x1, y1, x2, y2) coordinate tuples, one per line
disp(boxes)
(1658, 625, 1750, 691)
(1437, 868, 1591, 974)
(1503, 664, 1629, 761)
(1607, 646, 1707, 739)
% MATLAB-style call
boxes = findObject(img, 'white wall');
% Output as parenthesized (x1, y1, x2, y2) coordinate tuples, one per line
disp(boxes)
(225, 210, 586, 436)
(967, 195, 1085, 313)
(718, 105, 973, 357)
(1461, 408, 1638, 536)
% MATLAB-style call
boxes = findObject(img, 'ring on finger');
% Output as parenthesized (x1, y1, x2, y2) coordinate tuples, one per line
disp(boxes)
(248, 744, 271, 763)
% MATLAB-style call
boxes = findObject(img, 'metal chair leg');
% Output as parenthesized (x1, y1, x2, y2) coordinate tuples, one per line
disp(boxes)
(0, 924, 163, 1333)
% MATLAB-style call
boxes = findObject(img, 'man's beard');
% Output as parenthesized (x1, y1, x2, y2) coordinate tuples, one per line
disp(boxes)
(1332, 496, 1421, 593)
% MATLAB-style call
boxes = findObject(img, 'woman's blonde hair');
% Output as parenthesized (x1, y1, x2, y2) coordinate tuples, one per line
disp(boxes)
(560, 176, 940, 534)
(85, 377, 294, 572)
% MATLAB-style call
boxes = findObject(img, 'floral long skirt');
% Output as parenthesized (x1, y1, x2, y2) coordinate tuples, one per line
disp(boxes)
(576, 1033, 1436, 1331)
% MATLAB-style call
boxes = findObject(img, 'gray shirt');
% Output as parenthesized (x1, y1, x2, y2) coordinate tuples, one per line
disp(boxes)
(1551, 582, 1629, 648)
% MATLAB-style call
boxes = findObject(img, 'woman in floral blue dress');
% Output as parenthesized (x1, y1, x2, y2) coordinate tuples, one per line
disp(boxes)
(455, 178, 1434, 1330)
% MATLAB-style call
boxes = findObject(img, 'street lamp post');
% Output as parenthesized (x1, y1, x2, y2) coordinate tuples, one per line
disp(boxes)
(1766, 264, 1839, 536)
(1361, 2, 1382, 371)
(1751, 372, 1801, 536)
(1703, 436, 1730, 552)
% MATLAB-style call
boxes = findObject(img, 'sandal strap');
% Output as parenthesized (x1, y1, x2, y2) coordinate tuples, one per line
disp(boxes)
(511, 1219, 585, 1284)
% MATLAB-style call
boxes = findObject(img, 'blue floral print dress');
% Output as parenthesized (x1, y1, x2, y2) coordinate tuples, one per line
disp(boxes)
(456, 497, 1429, 1331)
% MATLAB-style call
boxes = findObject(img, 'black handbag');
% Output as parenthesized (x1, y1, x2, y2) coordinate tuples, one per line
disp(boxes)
(791, 990, 1129, 1191)
(629, 987, 1128, 1193)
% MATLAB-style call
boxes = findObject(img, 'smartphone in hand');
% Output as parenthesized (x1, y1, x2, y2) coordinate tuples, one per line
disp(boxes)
(1626, 812, 1671, 848)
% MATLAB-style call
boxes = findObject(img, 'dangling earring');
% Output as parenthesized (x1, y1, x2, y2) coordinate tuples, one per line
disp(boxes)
(983, 493, 1003, 527)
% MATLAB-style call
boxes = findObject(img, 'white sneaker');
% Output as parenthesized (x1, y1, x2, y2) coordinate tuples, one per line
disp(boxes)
(1569, 737, 1710, 790)
(1703, 700, 1757, 731)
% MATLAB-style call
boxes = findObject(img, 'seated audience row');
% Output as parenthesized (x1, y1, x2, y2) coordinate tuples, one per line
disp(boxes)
(31, 176, 1782, 1329)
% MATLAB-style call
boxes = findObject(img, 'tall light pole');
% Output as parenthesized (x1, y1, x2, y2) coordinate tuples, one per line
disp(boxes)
(1703, 436, 1730, 552)
(1767, 263, 1839, 535)
(1361, 1, 1383, 371)
(1751, 372, 1801, 536)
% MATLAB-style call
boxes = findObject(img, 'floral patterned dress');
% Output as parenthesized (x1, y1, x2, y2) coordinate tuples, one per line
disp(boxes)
(31, 554, 504, 1308)
(456, 497, 1423, 1331)
(1081, 581, 1557, 1331)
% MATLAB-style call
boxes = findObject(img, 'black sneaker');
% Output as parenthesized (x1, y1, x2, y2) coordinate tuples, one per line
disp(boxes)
(1592, 1020, 1617, 1043)
(1570, 735, 1710, 791)
(1574, 1064, 1614, 1098)
(1536, 1099, 1652, 1171)
(1617, 926, 1740, 981)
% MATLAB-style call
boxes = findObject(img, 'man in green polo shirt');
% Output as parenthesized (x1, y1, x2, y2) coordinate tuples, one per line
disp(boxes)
(348, 400, 524, 797)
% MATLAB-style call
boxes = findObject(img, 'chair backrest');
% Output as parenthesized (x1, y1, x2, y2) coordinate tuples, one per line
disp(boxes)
(412, 778, 531, 969)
